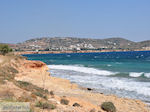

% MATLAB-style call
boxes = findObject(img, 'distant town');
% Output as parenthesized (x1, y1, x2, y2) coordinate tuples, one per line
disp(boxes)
(5, 37, 150, 54)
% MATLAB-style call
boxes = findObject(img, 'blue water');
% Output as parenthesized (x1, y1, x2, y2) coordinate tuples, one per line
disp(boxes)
(23, 51, 150, 102)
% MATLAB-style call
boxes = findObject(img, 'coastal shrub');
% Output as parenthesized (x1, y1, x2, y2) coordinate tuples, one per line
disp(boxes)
(72, 103, 80, 107)
(60, 98, 69, 105)
(14, 81, 49, 100)
(101, 102, 116, 112)
(17, 92, 37, 102)
(17, 81, 30, 87)
(15, 80, 44, 93)
(6, 66, 18, 74)
(44, 89, 49, 94)
(14, 80, 35, 91)
(35, 87, 49, 94)
(0, 44, 12, 55)
(33, 91, 43, 98)
(33, 92, 47, 100)
(35, 101, 56, 109)
(0, 66, 18, 81)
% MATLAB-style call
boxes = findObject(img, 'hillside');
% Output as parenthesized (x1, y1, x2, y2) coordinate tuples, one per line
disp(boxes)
(9, 37, 150, 51)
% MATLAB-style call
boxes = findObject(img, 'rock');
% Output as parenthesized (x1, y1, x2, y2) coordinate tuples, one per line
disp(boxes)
(72, 103, 81, 107)
(101, 102, 116, 112)
(87, 88, 93, 91)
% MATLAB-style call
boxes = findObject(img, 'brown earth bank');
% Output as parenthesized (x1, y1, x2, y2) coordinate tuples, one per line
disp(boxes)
(0, 54, 150, 112)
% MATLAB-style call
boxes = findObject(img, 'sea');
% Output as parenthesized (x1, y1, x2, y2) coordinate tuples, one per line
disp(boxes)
(23, 51, 150, 103)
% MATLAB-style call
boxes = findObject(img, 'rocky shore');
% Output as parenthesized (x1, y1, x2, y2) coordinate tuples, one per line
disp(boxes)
(0, 54, 150, 112)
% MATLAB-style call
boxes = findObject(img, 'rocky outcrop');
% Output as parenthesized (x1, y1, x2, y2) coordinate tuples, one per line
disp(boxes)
(24, 60, 46, 69)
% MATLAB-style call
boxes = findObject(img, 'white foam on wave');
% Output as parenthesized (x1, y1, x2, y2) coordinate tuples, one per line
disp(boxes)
(129, 72, 143, 77)
(50, 68, 150, 98)
(48, 65, 115, 76)
(100, 78, 150, 97)
(144, 73, 150, 78)
(107, 64, 112, 67)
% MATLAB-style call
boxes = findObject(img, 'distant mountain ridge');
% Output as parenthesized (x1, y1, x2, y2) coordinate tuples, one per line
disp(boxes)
(10, 37, 150, 51)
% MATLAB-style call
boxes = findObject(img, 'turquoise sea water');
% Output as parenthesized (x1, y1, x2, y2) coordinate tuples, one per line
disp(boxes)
(23, 51, 150, 102)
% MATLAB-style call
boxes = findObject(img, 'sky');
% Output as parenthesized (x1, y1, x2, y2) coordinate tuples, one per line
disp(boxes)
(0, 0, 150, 43)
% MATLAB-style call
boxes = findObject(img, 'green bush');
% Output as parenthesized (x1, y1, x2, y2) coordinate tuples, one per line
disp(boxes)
(35, 101, 56, 109)
(60, 99, 69, 105)
(33, 92, 43, 97)
(14, 81, 49, 100)
(101, 102, 116, 112)
(44, 89, 49, 94)
(33, 91, 47, 100)
(17, 81, 30, 87)
(0, 44, 12, 55)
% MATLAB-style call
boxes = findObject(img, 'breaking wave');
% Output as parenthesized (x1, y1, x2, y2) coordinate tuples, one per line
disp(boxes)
(48, 65, 115, 76)
(48, 65, 150, 78)
(129, 72, 144, 77)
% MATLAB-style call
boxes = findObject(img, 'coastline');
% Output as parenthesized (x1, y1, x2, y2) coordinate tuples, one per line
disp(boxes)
(15, 56, 150, 112)
(73, 80, 150, 105)
(1, 54, 149, 112)
(51, 70, 150, 105)
(14, 49, 150, 55)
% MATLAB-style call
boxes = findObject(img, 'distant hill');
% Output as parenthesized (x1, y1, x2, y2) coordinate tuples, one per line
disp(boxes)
(137, 40, 150, 47)
(10, 37, 150, 51)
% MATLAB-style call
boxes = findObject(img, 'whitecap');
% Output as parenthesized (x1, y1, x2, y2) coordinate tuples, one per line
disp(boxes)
(144, 73, 150, 78)
(129, 72, 143, 78)
(107, 64, 112, 67)
(100, 78, 150, 97)
(48, 65, 116, 76)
